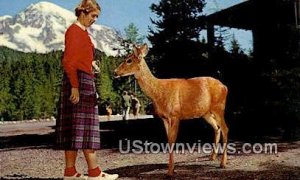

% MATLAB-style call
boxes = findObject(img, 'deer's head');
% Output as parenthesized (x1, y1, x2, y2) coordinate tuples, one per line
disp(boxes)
(114, 43, 149, 78)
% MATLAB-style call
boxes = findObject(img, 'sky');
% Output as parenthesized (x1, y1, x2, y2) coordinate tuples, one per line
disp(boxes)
(0, 0, 252, 51)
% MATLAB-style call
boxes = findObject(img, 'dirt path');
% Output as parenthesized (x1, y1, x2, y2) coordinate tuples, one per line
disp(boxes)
(1, 119, 300, 179)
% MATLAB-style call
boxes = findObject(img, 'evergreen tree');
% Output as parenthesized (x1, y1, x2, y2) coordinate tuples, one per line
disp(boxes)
(214, 27, 229, 52)
(148, 0, 207, 78)
(94, 51, 124, 114)
(124, 23, 145, 44)
(98, 55, 117, 100)
(123, 23, 146, 96)
(229, 35, 243, 55)
(0, 59, 15, 121)
(0, 47, 63, 120)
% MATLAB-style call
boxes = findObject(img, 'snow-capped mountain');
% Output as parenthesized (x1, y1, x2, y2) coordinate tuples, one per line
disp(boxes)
(0, 1, 125, 56)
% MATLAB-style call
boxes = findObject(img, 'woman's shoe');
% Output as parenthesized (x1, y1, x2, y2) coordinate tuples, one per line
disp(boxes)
(87, 172, 118, 180)
(64, 172, 87, 180)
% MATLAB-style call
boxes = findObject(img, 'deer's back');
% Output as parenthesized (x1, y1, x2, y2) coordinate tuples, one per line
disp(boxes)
(176, 77, 211, 119)
(152, 77, 227, 120)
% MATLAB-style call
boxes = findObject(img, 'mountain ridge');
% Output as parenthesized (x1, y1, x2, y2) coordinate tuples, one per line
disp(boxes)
(0, 1, 125, 56)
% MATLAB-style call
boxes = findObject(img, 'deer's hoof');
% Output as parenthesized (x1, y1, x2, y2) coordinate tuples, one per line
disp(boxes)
(220, 163, 226, 168)
(210, 154, 217, 161)
(167, 170, 174, 177)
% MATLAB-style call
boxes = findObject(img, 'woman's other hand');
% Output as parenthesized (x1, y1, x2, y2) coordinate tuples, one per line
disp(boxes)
(70, 88, 80, 104)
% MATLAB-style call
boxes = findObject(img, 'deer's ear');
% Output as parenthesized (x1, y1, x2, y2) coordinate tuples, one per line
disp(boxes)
(133, 45, 139, 57)
(132, 44, 142, 61)
(140, 43, 149, 58)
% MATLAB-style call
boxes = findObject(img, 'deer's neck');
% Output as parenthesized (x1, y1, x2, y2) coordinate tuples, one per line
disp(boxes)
(135, 59, 160, 100)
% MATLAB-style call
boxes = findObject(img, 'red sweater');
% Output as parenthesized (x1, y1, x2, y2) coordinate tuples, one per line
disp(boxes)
(62, 23, 94, 88)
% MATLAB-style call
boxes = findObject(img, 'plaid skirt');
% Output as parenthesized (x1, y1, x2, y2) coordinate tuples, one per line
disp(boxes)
(56, 71, 100, 150)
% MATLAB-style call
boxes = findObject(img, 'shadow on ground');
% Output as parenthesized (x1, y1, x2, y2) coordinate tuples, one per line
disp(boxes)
(1, 117, 299, 151)
(109, 163, 300, 179)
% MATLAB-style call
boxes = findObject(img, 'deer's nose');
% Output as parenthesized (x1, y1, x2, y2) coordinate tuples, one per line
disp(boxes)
(113, 71, 120, 78)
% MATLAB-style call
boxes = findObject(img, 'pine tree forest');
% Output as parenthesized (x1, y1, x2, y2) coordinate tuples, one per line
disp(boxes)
(0, 47, 130, 121)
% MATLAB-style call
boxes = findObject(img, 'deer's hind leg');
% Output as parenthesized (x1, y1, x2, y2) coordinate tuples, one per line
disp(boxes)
(203, 113, 221, 161)
(211, 109, 229, 168)
(219, 112, 229, 168)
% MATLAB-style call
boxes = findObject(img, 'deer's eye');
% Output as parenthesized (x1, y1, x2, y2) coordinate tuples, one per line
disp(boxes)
(126, 59, 132, 64)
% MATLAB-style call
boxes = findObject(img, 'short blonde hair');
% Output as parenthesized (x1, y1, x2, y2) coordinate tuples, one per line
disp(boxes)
(75, 0, 101, 17)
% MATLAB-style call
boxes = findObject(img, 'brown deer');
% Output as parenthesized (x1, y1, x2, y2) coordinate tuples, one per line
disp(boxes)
(114, 44, 229, 176)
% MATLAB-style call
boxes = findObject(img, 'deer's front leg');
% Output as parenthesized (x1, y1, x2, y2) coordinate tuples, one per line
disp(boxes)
(166, 118, 180, 176)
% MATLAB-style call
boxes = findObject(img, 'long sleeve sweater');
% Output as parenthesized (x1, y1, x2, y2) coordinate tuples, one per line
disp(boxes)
(62, 23, 94, 88)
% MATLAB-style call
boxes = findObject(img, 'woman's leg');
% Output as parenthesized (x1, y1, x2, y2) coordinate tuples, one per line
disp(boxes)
(83, 149, 102, 177)
(83, 149, 119, 179)
(83, 149, 98, 170)
(64, 150, 82, 177)
(65, 150, 78, 168)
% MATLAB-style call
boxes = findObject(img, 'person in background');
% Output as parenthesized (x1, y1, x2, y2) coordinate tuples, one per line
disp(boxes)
(131, 93, 141, 119)
(56, 0, 118, 179)
(121, 91, 131, 121)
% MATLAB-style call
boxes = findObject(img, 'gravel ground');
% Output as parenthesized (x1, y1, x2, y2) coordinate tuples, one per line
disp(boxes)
(1, 145, 300, 180)
(1, 119, 300, 179)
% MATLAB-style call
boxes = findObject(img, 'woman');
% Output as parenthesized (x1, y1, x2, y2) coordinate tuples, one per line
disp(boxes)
(56, 0, 118, 179)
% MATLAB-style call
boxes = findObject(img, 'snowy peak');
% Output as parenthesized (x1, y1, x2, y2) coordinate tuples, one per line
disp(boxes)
(0, 1, 125, 56)
(27, 1, 73, 15)
(14, 1, 74, 28)
(0, 15, 13, 21)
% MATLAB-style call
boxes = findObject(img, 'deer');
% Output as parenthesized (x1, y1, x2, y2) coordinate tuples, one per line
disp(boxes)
(114, 43, 229, 176)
